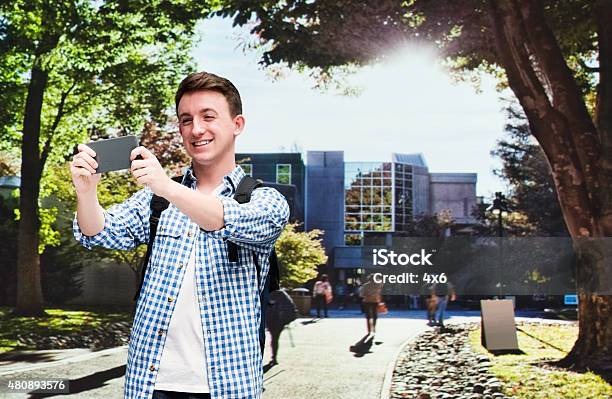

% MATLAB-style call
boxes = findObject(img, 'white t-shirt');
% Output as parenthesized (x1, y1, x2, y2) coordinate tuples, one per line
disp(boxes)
(154, 246, 209, 393)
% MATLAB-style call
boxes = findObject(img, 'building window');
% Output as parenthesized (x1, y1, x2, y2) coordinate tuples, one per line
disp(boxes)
(344, 162, 393, 232)
(276, 164, 291, 184)
(393, 162, 414, 232)
(241, 163, 253, 176)
(344, 233, 363, 246)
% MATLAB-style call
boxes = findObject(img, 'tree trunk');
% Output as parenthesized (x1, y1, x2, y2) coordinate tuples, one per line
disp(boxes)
(14, 64, 47, 317)
(564, 294, 612, 370)
(487, 0, 612, 370)
(560, 237, 612, 370)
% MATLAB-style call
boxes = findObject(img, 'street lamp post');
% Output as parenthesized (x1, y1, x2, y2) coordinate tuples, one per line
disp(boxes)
(480, 192, 521, 352)
(487, 192, 510, 298)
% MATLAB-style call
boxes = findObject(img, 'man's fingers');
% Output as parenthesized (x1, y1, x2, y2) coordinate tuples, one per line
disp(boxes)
(74, 151, 98, 169)
(130, 159, 147, 172)
(71, 163, 93, 177)
(132, 166, 148, 179)
(77, 144, 96, 158)
(130, 146, 151, 161)
(72, 158, 96, 174)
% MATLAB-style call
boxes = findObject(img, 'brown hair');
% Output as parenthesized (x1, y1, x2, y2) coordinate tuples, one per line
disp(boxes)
(175, 71, 242, 117)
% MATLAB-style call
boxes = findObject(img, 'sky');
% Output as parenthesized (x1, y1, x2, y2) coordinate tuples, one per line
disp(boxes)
(193, 17, 512, 198)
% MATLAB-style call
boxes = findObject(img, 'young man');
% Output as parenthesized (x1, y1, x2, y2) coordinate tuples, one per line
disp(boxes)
(71, 72, 289, 399)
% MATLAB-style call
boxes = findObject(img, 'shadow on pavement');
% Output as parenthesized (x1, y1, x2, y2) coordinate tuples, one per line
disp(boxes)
(299, 318, 321, 326)
(0, 352, 57, 365)
(263, 361, 277, 374)
(349, 334, 379, 357)
(27, 365, 126, 398)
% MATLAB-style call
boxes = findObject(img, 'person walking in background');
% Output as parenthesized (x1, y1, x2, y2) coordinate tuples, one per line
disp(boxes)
(359, 274, 383, 337)
(423, 282, 437, 326)
(426, 294, 438, 326)
(266, 288, 298, 366)
(312, 274, 332, 318)
(432, 281, 456, 328)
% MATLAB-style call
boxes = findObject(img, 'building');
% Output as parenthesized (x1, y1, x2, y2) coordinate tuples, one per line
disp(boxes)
(305, 151, 478, 286)
(236, 152, 305, 224)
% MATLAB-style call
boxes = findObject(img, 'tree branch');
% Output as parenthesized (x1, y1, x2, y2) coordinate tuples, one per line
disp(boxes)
(40, 81, 77, 173)
(516, 0, 600, 201)
(485, 1, 553, 143)
(63, 83, 116, 116)
(486, 0, 597, 237)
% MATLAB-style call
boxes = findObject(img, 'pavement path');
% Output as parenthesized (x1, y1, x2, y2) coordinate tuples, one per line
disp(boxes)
(0, 309, 570, 399)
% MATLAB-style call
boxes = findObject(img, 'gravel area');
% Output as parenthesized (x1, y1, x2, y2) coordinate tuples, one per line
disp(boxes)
(15, 321, 131, 351)
(389, 323, 513, 399)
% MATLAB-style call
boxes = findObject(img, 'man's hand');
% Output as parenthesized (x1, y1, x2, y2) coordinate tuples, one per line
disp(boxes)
(70, 144, 101, 195)
(130, 146, 174, 197)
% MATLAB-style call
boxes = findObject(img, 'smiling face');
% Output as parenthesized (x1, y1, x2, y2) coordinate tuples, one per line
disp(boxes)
(177, 90, 245, 167)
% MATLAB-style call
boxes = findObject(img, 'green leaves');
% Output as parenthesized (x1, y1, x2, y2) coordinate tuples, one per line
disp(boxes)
(0, 1, 216, 254)
(274, 223, 327, 289)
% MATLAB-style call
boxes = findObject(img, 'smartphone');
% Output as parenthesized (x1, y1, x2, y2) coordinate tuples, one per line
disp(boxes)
(86, 135, 139, 173)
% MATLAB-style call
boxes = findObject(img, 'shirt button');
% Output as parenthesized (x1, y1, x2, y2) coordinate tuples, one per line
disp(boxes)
(178, 262, 184, 269)
(157, 329, 165, 337)
(187, 231, 193, 237)
(168, 296, 174, 303)
(149, 365, 155, 372)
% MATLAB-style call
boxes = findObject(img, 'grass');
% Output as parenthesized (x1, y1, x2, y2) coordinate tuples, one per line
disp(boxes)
(469, 322, 612, 399)
(0, 305, 133, 353)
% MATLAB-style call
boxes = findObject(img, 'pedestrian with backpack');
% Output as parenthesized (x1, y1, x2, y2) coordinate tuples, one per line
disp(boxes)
(265, 288, 298, 366)
(71, 71, 289, 399)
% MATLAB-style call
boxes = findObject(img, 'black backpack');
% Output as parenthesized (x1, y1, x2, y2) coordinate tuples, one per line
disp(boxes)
(133, 175, 281, 357)
(267, 290, 298, 328)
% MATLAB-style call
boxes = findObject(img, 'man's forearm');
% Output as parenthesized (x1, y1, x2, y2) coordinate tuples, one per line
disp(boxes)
(165, 182, 225, 231)
(76, 190, 105, 236)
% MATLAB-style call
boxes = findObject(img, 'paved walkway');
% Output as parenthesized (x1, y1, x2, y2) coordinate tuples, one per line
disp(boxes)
(261, 310, 430, 399)
(0, 309, 568, 398)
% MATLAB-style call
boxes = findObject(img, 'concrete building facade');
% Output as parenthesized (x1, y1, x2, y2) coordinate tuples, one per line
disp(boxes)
(306, 151, 478, 286)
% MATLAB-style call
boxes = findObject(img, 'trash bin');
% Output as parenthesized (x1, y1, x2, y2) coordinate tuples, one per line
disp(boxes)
(289, 288, 311, 316)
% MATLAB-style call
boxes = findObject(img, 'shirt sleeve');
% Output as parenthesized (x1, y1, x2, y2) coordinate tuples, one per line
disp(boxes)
(205, 186, 290, 253)
(73, 188, 153, 251)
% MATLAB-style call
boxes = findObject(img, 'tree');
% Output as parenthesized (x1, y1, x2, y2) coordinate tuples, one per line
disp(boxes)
(274, 223, 327, 289)
(492, 103, 569, 236)
(0, 170, 83, 306)
(217, 0, 611, 368)
(0, 1, 212, 316)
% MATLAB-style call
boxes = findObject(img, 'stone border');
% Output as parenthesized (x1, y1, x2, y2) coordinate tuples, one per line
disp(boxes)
(380, 332, 419, 399)
(383, 323, 512, 399)
(13, 321, 131, 351)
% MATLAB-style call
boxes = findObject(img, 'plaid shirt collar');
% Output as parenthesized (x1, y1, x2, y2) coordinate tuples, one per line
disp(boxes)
(182, 164, 245, 196)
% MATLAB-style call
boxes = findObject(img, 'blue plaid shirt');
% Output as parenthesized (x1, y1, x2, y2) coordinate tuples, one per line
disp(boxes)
(73, 165, 289, 399)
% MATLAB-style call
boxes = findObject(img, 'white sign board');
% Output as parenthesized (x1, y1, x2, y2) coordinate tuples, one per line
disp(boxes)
(480, 299, 519, 351)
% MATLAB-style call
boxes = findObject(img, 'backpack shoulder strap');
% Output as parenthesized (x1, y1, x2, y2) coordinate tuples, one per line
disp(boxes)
(228, 176, 263, 263)
(133, 175, 183, 302)
(234, 175, 263, 204)
(268, 248, 280, 292)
